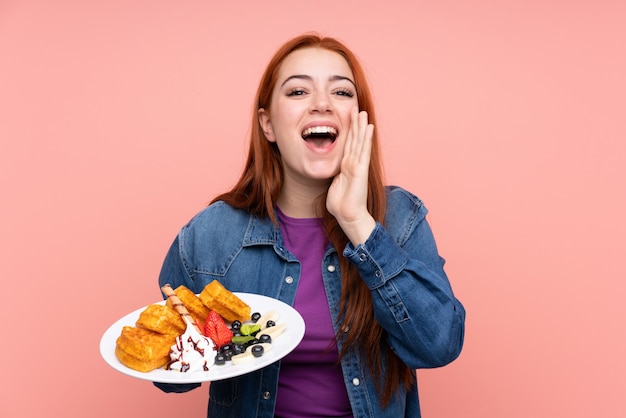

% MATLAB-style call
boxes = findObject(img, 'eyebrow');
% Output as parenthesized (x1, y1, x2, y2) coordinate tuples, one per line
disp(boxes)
(280, 74, 356, 88)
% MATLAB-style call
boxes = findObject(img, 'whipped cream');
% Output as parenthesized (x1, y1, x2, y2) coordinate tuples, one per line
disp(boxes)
(167, 324, 216, 372)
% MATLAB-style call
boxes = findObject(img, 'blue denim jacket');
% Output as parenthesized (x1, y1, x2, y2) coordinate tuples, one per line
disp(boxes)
(155, 186, 465, 417)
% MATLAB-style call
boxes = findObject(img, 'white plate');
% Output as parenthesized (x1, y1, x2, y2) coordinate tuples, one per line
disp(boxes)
(100, 293, 305, 383)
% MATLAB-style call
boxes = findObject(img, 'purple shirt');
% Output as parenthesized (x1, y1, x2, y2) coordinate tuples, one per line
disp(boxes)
(274, 208, 352, 417)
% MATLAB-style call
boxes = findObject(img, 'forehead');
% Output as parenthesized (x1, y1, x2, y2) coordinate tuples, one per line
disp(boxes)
(277, 47, 354, 81)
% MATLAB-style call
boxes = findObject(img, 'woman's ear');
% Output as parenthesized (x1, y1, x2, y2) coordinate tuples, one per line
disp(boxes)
(258, 108, 275, 142)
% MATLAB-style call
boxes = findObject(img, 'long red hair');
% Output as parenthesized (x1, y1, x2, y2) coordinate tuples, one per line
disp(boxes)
(212, 33, 414, 405)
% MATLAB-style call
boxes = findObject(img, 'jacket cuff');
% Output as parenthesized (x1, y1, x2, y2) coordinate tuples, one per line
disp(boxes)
(343, 223, 408, 289)
(153, 381, 201, 393)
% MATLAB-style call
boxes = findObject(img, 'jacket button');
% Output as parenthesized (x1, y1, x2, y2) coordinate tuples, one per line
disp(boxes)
(285, 276, 293, 284)
(358, 253, 367, 262)
(352, 378, 360, 386)
(327, 264, 336, 272)
(263, 391, 271, 400)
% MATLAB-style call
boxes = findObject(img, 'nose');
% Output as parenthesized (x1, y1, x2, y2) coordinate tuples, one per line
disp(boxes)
(310, 91, 332, 113)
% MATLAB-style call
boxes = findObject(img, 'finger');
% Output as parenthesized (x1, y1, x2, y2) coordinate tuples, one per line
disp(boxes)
(362, 123, 374, 163)
(346, 107, 359, 156)
(348, 109, 366, 157)
(353, 110, 373, 163)
(354, 110, 369, 156)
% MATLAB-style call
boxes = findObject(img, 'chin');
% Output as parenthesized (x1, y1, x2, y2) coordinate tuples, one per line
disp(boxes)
(305, 167, 341, 182)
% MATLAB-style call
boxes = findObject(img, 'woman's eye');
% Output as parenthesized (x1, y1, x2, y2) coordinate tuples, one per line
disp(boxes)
(286, 88, 306, 97)
(334, 88, 355, 98)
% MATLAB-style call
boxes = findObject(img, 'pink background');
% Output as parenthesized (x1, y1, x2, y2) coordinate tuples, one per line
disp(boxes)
(1, 1, 625, 417)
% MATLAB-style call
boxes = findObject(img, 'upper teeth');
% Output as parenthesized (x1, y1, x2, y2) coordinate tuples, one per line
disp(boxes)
(302, 126, 337, 137)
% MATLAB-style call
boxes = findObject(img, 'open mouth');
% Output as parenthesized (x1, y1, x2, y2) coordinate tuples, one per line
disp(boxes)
(301, 126, 338, 148)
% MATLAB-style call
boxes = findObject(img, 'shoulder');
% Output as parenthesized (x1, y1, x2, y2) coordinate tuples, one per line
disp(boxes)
(386, 186, 426, 213)
(175, 202, 260, 274)
(384, 185, 429, 245)
(187, 201, 250, 226)
(180, 201, 252, 244)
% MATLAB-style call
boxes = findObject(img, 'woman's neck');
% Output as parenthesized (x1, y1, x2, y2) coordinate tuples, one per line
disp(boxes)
(277, 178, 329, 219)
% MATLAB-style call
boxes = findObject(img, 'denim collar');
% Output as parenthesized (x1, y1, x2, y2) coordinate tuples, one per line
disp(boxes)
(242, 211, 280, 247)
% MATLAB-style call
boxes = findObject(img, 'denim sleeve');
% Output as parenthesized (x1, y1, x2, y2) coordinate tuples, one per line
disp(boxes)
(153, 381, 201, 393)
(344, 219, 465, 369)
(158, 235, 199, 293)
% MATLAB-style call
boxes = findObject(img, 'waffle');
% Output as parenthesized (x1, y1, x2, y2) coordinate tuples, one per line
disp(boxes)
(115, 326, 176, 372)
(199, 280, 250, 323)
(135, 304, 185, 336)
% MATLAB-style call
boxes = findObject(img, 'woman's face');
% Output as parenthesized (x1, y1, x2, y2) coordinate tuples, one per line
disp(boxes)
(259, 47, 358, 188)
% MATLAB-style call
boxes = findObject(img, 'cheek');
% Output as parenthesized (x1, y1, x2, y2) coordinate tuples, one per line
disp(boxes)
(338, 107, 355, 130)
(271, 106, 304, 135)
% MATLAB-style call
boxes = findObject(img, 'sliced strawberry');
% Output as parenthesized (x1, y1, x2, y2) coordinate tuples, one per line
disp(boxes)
(204, 310, 233, 348)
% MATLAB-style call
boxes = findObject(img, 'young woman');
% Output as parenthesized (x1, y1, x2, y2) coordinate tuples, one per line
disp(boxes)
(155, 33, 465, 417)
